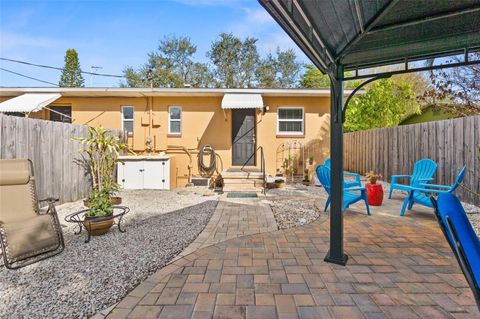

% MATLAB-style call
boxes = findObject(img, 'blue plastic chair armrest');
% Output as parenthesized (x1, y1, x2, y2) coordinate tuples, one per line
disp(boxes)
(344, 172, 360, 177)
(404, 185, 450, 194)
(417, 177, 434, 181)
(418, 183, 452, 189)
(346, 186, 366, 192)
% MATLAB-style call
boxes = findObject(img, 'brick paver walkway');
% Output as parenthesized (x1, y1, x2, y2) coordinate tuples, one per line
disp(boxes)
(173, 197, 278, 261)
(106, 194, 480, 319)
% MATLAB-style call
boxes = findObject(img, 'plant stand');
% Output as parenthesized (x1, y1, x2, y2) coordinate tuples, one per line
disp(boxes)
(65, 206, 130, 243)
(366, 183, 384, 206)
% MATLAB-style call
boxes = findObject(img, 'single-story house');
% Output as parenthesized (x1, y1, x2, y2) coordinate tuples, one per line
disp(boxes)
(0, 87, 345, 190)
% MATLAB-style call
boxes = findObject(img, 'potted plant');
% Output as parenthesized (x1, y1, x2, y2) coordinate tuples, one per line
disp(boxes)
(302, 168, 310, 186)
(77, 126, 129, 235)
(83, 188, 114, 235)
(365, 171, 384, 206)
(302, 175, 310, 186)
(308, 156, 314, 165)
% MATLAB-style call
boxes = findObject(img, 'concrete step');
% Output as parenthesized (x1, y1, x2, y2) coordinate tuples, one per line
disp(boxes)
(221, 171, 264, 179)
(223, 182, 264, 188)
(222, 186, 264, 193)
(223, 178, 264, 184)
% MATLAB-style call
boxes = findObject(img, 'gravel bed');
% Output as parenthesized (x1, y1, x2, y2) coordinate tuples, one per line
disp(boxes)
(265, 184, 324, 229)
(0, 188, 218, 319)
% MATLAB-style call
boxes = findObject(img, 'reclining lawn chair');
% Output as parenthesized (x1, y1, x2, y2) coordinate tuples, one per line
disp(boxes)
(399, 166, 465, 216)
(389, 158, 437, 198)
(316, 165, 371, 215)
(431, 193, 480, 311)
(0, 159, 64, 269)
(323, 158, 362, 188)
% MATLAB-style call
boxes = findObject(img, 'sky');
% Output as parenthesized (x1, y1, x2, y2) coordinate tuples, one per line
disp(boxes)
(0, 0, 308, 87)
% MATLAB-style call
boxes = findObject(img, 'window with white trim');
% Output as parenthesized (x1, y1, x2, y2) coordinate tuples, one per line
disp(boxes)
(169, 106, 182, 134)
(122, 106, 134, 136)
(277, 107, 304, 135)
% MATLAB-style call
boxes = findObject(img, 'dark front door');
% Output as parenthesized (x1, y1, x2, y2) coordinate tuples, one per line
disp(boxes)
(232, 109, 256, 166)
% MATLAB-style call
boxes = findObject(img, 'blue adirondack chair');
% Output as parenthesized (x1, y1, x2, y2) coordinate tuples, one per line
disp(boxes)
(400, 166, 466, 216)
(389, 158, 437, 198)
(316, 165, 371, 215)
(323, 158, 362, 188)
(432, 194, 480, 310)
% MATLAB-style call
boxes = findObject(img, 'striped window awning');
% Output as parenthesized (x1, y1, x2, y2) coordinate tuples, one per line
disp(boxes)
(221, 93, 263, 109)
(0, 93, 61, 113)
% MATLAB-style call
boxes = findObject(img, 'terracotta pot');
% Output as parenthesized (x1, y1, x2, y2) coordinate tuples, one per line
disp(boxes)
(110, 196, 122, 205)
(366, 183, 383, 206)
(274, 181, 285, 188)
(302, 180, 310, 186)
(83, 215, 114, 236)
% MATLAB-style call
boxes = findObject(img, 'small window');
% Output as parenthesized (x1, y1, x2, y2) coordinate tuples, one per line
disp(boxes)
(169, 106, 182, 135)
(50, 106, 71, 123)
(122, 106, 134, 136)
(277, 107, 304, 135)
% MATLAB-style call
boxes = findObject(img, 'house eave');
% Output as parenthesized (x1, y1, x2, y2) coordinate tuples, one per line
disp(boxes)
(0, 87, 357, 98)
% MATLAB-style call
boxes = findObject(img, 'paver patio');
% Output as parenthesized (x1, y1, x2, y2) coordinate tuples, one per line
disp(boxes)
(106, 192, 480, 319)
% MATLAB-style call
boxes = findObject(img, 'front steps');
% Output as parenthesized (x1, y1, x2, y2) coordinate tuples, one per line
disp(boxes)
(221, 169, 265, 194)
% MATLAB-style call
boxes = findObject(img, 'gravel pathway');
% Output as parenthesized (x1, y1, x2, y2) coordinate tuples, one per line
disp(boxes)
(0, 189, 218, 319)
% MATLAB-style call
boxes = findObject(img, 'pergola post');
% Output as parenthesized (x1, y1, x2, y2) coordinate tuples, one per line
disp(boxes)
(324, 64, 348, 265)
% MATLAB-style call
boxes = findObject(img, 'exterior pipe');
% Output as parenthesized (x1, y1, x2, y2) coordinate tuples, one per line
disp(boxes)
(167, 145, 193, 185)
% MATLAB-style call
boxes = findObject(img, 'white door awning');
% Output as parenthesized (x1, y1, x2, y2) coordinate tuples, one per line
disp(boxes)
(221, 93, 263, 109)
(0, 93, 61, 113)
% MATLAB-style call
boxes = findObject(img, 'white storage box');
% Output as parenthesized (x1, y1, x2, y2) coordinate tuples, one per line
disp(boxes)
(117, 156, 170, 190)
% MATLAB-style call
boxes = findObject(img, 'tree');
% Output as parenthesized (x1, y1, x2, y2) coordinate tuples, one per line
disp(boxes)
(255, 48, 302, 88)
(298, 64, 330, 88)
(207, 33, 260, 88)
(123, 35, 215, 88)
(344, 78, 420, 132)
(276, 48, 301, 88)
(420, 53, 480, 116)
(256, 53, 278, 88)
(298, 64, 361, 89)
(123, 33, 303, 89)
(59, 49, 85, 87)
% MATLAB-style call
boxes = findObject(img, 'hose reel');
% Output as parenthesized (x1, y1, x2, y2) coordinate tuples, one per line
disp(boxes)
(198, 144, 217, 177)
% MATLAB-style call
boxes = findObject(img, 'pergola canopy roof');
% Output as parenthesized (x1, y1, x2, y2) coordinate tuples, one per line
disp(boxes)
(260, 0, 480, 76)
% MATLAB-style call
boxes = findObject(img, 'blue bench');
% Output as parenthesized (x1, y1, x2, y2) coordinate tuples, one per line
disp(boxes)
(432, 193, 480, 311)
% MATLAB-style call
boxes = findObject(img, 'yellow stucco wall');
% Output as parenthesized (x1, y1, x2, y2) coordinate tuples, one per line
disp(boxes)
(1, 94, 331, 186)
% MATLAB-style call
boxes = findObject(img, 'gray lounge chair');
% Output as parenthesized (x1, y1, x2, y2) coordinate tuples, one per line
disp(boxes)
(0, 159, 64, 269)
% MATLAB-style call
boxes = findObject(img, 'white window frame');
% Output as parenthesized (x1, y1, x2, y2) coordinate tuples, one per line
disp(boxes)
(121, 105, 134, 136)
(277, 107, 304, 135)
(168, 106, 182, 135)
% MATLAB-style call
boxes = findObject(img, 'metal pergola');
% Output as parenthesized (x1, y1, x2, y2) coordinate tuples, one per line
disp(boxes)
(259, 0, 480, 265)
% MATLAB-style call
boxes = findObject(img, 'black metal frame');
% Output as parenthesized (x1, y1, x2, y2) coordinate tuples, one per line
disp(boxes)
(64, 206, 130, 243)
(431, 197, 480, 311)
(259, 0, 480, 266)
(344, 49, 480, 80)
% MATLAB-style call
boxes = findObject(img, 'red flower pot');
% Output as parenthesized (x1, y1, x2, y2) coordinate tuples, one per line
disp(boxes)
(366, 183, 384, 206)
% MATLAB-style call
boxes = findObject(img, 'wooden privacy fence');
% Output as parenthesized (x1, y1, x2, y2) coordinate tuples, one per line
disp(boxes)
(344, 115, 480, 206)
(0, 114, 122, 203)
